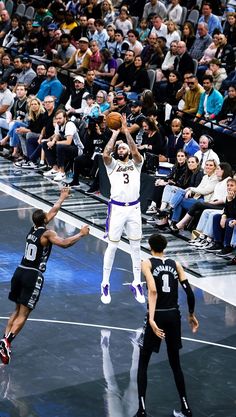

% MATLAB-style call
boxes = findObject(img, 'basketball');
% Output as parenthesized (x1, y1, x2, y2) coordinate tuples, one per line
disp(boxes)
(106, 112, 122, 130)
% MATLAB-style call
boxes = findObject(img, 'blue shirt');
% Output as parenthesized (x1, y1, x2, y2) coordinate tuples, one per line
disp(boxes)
(37, 77, 64, 105)
(184, 138, 200, 156)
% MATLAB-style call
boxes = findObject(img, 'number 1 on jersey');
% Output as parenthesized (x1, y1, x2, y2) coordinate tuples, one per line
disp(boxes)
(162, 274, 171, 292)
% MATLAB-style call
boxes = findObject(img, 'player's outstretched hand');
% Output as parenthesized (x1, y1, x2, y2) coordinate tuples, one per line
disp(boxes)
(80, 224, 90, 236)
(188, 313, 199, 333)
(149, 319, 165, 339)
(60, 187, 71, 200)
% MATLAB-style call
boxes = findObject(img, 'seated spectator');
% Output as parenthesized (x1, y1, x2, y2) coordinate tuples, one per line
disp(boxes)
(123, 55, 150, 100)
(215, 33, 235, 74)
(44, 27, 62, 60)
(208, 178, 236, 255)
(0, 79, 14, 140)
(223, 11, 236, 48)
(43, 109, 84, 182)
(139, 89, 158, 117)
(81, 93, 100, 122)
(170, 159, 219, 228)
(138, 117, 166, 157)
(181, 22, 196, 51)
(143, 0, 167, 21)
(27, 64, 47, 96)
(197, 31, 220, 82)
(70, 15, 88, 41)
(165, 20, 181, 49)
(52, 34, 76, 67)
(17, 20, 33, 55)
(5, 56, 22, 90)
(182, 126, 200, 155)
(194, 134, 220, 168)
(156, 155, 203, 220)
(24, 21, 42, 55)
(195, 74, 223, 123)
(115, 7, 133, 38)
(93, 19, 109, 49)
(34, 2, 53, 25)
(0, 83, 27, 159)
(207, 58, 227, 90)
(37, 66, 64, 107)
(62, 37, 92, 74)
(84, 0, 102, 20)
(126, 30, 143, 56)
(126, 100, 146, 138)
(109, 49, 135, 92)
(95, 90, 110, 113)
(104, 24, 116, 55)
(89, 40, 102, 70)
(146, 149, 188, 215)
(65, 76, 88, 118)
(172, 162, 232, 232)
(220, 65, 236, 93)
(159, 117, 184, 163)
(66, 0, 81, 17)
(198, 2, 222, 36)
(189, 23, 212, 62)
(0, 9, 11, 46)
(166, 0, 182, 25)
(177, 75, 204, 119)
(0, 53, 14, 82)
(112, 29, 129, 59)
(94, 48, 117, 91)
(101, 0, 115, 26)
(158, 40, 178, 81)
(107, 91, 131, 117)
(161, 70, 182, 106)
(2, 15, 23, 50)
(60, 11, 78, 34)
(17, 57, 36, 88)
(136, 18, 149, 44)
(174, 41, 195, 79)
(150, 15, 168, 38)
(215, 85, 236, 127)
(84, 68, 101, 97)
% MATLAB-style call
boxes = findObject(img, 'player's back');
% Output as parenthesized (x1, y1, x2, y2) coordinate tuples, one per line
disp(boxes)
(21, 226, 52, 272)
(150, 257, 179, 310)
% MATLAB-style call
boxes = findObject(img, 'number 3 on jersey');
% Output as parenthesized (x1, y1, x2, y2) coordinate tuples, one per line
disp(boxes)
(123, 173, 129, 184)
(25, 243, 37, 261)
(162, 273, 171, 292)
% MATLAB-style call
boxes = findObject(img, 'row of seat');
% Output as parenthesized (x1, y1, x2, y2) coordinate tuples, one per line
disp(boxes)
(5, 1, 35, 20)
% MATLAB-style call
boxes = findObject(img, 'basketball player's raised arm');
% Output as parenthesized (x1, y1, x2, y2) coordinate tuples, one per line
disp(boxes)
(42, 225, 90, 248)
(122, 115, 142, 164)
(45, 188, 70, 223)
(103, 129, 120, 165)
(176, 261, 199, 333)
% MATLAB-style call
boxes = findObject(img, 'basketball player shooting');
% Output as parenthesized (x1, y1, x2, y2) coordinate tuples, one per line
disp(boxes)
(101, 114, 145, 304)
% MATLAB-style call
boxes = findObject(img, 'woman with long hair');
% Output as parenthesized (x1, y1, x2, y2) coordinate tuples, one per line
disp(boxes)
(163, 70, 182, 106)
(165, 20, 180, 48)
(181, 22, 195, 50)
(94, 48, 117, 90)
(138, 117, 166, 156)
(146, 150, 188, 215)
(140, 90, 158, 116)
(123, 55, 150, 100)
(101, 0, 115, 26)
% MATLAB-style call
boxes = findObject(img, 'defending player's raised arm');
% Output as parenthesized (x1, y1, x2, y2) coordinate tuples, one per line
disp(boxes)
(45, 188, 70, 223)
(42, 224, 90, 248)
(122, 114, 142, 164)
(103, 129, 120, 166)
(142, 259, 165, 340)
(176, 261, 199, 333)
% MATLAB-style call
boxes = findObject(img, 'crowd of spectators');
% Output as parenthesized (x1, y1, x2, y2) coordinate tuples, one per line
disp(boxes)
(0, 0, 235, 261)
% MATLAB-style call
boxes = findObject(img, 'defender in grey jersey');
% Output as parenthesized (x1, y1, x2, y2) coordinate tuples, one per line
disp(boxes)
(0, 188, 89, 365)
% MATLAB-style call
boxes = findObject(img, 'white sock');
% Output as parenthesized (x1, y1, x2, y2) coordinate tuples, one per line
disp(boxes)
(102, 241, 119, 286)
(129, 239, 141, 285)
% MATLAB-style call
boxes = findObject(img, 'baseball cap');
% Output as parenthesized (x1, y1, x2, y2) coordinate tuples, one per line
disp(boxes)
(116, 91, 127, 100)
(79, 37, 89, 43)
(22, 57, 32, 63)
(32, 21, 41, 27)
(74, 75, 85, 83)
(48, 23, 58, 30)
(130, 100, 142, 107)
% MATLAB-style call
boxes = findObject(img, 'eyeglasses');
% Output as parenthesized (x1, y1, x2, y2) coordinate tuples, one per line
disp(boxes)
(96, 95, 104, 98)
(44, 101, 54, 103)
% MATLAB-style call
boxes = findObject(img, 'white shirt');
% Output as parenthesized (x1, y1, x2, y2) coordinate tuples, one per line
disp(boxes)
(194, 149, 220, 168)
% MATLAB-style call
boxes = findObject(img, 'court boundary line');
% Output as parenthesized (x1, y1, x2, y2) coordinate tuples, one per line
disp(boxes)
(0, 316, 235, 351)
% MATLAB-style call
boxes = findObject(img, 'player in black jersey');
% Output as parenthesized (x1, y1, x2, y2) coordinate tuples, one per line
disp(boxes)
(134, 234, 199, 417)
(0, 188, 89, 365)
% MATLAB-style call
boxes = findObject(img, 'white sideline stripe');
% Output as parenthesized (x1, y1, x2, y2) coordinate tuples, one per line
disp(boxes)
(0, 316, 235, 351)
(0, 207, 33, 212)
